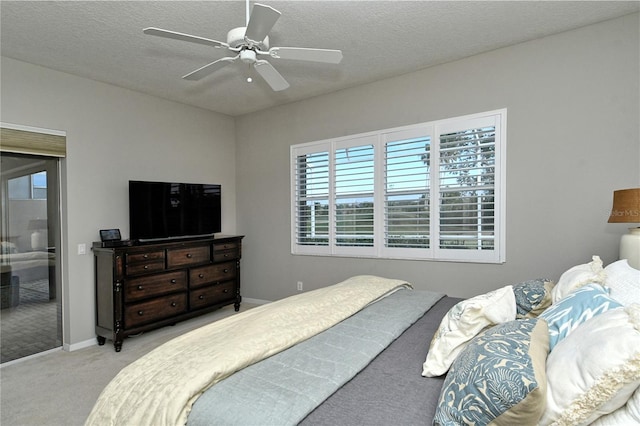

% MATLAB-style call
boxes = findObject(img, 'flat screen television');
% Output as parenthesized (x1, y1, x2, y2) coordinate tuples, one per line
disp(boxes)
(129, 180, 221, 242)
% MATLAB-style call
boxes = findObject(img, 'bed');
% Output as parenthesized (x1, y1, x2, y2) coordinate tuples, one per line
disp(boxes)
(86, 257, 640, 426)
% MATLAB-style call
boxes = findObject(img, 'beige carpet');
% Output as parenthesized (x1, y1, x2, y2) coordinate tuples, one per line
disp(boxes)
(0, 303, 257, 426)
(1, 279, 61, 363)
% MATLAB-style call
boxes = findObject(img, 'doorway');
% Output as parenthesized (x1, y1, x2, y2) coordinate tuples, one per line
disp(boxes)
(1, 152, 62, 363)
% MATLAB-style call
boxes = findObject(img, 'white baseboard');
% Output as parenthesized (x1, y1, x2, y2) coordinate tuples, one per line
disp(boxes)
(243, 297, 271, 305)
(64, 338, 96, 352)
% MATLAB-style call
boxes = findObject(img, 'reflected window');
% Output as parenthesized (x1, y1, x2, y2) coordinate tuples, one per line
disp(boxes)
(8, 172, 47, 200)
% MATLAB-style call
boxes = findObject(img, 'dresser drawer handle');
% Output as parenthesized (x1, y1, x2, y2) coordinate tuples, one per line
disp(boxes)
(223, 269, 229, 273)
(223, 253, 229, 258)
(170, 279, 177, 284)
(138, 310, 144, 316)
(143, 254, 149, 259)
(198, 273, 205, 279)
(137, 285, 143, 290)
(223, 289, 229, 293)
(198, 295, 204, 300)
(143, 265, 149, 270)
(186, 253, 193, 258)
(171, 302, 177, 307)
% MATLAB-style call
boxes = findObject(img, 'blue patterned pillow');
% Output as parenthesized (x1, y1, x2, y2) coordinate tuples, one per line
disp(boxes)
(512, 278, 554, 319)
(539, 283, 622, 351)
(433, 318, 549, 426)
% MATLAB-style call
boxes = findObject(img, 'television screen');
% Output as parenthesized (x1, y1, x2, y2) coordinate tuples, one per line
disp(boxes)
(129, 181, 221, 241)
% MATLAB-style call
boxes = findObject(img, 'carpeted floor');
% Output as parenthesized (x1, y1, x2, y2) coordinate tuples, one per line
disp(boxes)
(0, 302, 257, 426)
(1, 279, 61, 363)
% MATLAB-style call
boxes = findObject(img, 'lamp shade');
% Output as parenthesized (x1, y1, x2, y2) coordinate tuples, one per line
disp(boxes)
(608, 188, 640, 223)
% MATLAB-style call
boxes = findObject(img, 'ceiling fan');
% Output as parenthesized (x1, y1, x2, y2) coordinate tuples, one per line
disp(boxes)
(143, 1, 343, 92)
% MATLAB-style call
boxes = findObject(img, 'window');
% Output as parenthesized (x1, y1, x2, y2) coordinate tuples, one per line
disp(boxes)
(291, 109, 506, 263)
(8, 171, 47, 200)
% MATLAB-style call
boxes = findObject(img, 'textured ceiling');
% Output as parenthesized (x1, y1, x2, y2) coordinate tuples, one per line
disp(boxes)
(1, 1, 638, 116)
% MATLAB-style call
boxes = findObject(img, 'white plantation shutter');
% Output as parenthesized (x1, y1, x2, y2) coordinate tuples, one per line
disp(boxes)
(383, 129, 431, 253)
(435, 114, 504, 262)
(439, 128, 495, 246)
(335, 143, 375, 248)
(291, 109, 505, 263)
(294, 148, 330, 251)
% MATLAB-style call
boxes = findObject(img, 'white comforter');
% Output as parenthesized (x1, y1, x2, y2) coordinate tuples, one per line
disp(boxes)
(0, 250, 54, 273)
(85, 275, 411, 426)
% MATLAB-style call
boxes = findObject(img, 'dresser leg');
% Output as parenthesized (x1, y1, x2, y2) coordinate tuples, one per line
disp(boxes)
(97, 336, 106, 346)
(114, 341, 122, 352)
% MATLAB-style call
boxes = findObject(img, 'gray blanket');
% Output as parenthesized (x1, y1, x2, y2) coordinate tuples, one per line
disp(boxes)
(302, 296, 461, 425)
(188, 289, 444, 425)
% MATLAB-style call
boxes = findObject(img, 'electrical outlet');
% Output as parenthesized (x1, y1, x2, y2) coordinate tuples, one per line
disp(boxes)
(297, 281, 303, 291)
(77, 243, 87, 255)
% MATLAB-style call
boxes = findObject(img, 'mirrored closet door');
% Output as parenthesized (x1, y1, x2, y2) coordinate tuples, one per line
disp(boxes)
(1, 152, 62, 363)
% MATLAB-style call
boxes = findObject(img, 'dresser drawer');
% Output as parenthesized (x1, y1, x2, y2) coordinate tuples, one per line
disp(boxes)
(213, 248, 240, 262)
(213, 241, 240, 252)
(189, 261, 236, 288)
(126, 260, 165, 275)
(124, 293, 187, 329)
(124, 270, 188, 302)
(190, 281, 236, 310)
(213, 241, 240, 262)
(126, 250, 165, 264)
(167, 245, 210, 268)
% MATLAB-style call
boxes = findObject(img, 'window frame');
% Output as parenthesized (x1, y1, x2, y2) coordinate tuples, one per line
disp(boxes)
(290, 109, 507, 263)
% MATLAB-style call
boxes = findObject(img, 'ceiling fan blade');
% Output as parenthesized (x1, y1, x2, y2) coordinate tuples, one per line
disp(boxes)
(269, 47, 343, 64)
(244, 3, 281, 43)
(182, 56, 238, 81)
(254, 60, 289, 91)
(143, 27, 229, 49)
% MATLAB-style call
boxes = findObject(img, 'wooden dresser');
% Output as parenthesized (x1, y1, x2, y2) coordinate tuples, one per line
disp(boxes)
(93, 235, 243, 351)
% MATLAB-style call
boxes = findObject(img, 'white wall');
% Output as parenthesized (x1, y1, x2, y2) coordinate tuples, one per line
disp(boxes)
(1, 58, 237, 347)
(235, 13, 640, 300)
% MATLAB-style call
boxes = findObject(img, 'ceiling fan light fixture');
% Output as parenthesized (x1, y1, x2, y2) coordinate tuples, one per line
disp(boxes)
(240, 49, 257, 64)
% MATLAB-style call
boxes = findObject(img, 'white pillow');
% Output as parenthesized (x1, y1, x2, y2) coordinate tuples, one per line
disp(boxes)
(592, 386, 640, 425)
(0, 241, 17, 254)
(540, 283, 621, 351)
(422, 285, 516, 377)
(551, 255, 605, 303)
(604, 259, 640, 306)
(541, 304, 640, 426)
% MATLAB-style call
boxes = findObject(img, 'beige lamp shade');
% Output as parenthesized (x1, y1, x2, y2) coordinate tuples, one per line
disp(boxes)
(609, 188, 640, 269)
(608, 188, 640, 223)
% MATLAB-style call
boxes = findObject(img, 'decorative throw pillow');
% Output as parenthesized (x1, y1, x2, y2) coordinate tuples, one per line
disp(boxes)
(551, 255, 605, 303)
(541, 304, 640, 426)
(0, 241, 17, 254)
(540, 283, 622, 351)
(422, 285, 516, 377)
(433, 318, 549, 426)
(604, 259, 640, 306)
(591, 387, 640, 426)
(513, 278, 555, 319)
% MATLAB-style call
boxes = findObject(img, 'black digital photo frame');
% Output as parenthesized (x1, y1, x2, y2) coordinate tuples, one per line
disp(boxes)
(100, 229, 122, 242)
